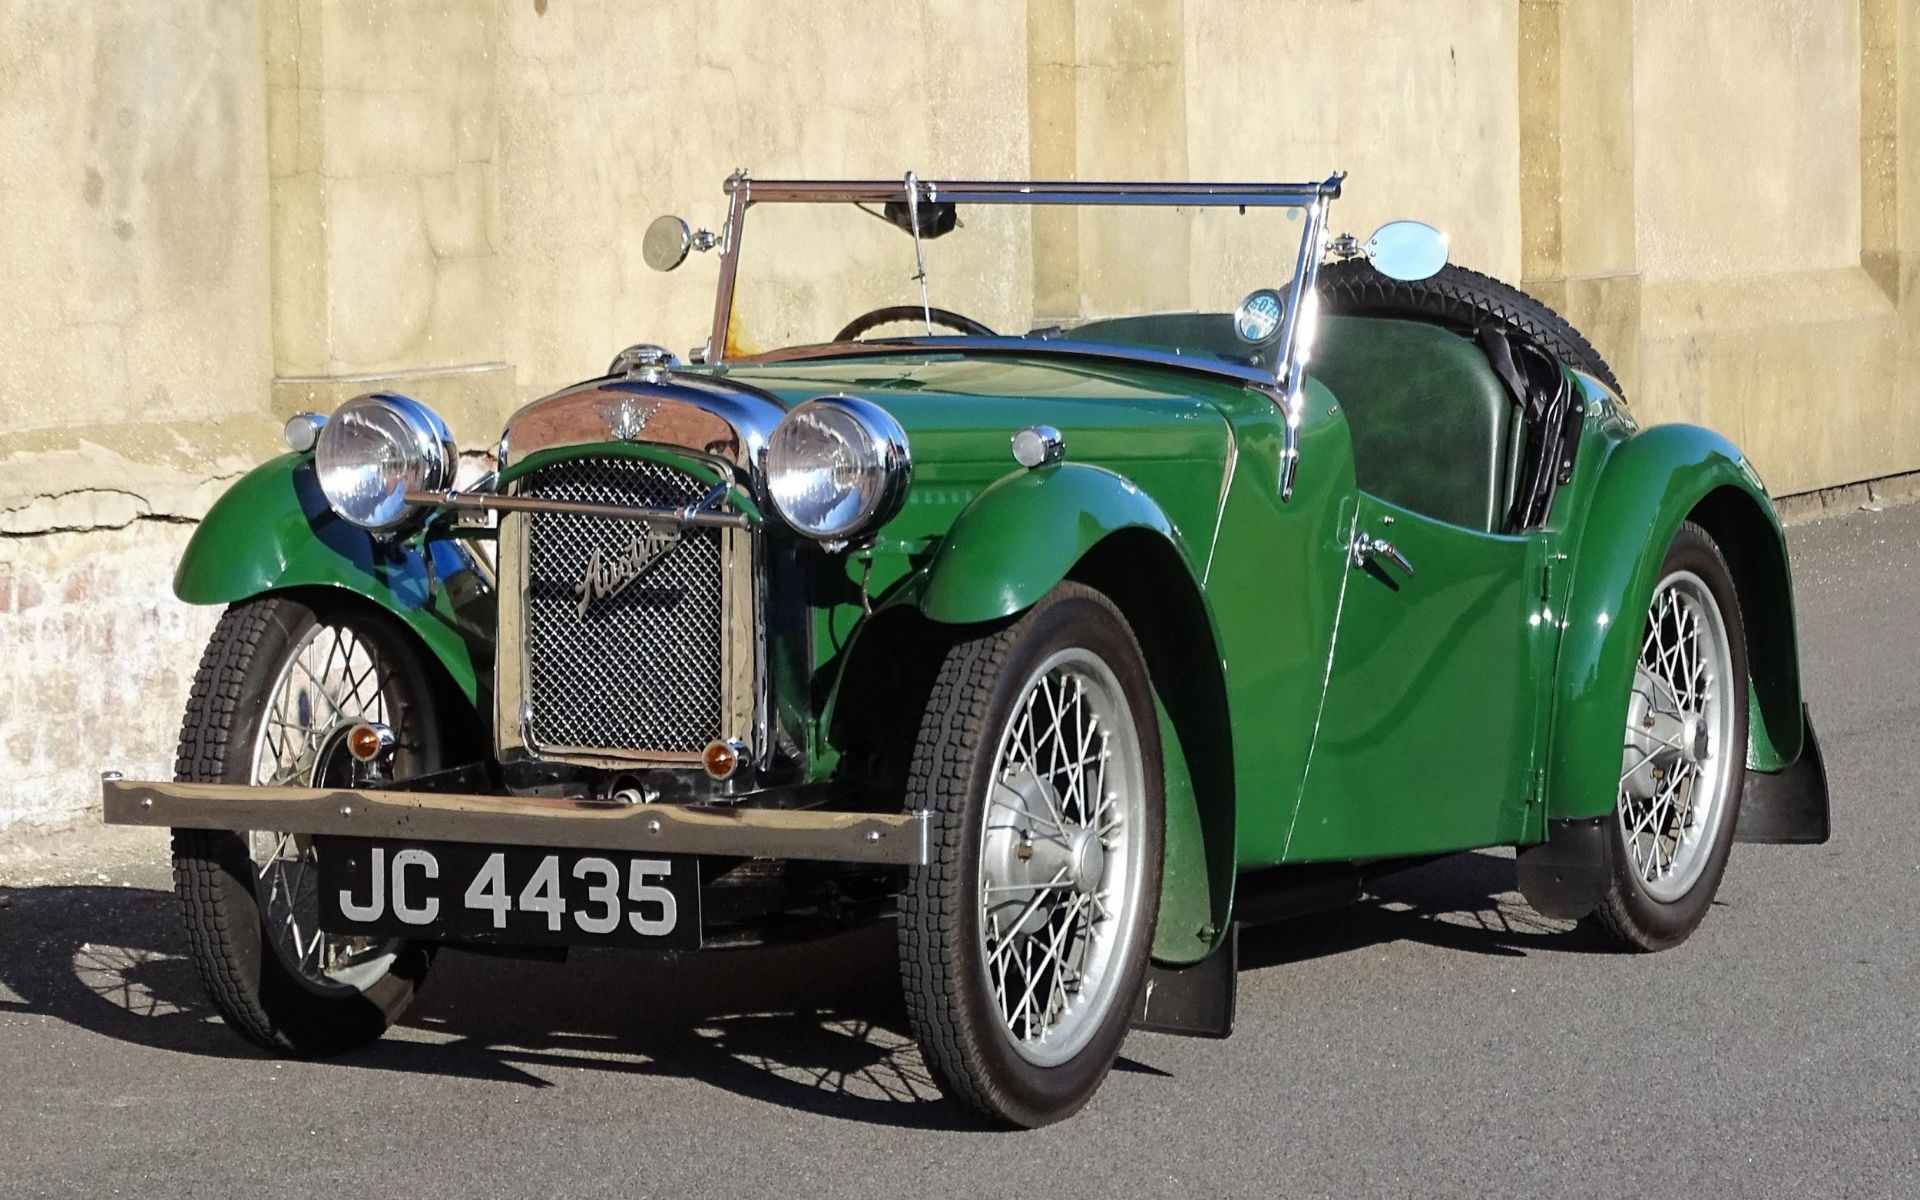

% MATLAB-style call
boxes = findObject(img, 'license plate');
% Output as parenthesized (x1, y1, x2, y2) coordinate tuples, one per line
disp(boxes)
(317, 838, 701, 949)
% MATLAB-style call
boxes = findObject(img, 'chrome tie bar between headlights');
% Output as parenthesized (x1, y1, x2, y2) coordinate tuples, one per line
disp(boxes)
(404, 487, 754, 531)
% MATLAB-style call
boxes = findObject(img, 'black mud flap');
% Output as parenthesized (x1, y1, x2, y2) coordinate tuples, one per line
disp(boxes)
(1736, 704, 1832, 844)
(1516, 815, 1614, 920)
(1132, 924, 1237, 1039)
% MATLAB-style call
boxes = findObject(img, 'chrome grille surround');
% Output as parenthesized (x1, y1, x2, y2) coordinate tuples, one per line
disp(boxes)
(497, 456, 760, 770)
(493, 375, 785, 774)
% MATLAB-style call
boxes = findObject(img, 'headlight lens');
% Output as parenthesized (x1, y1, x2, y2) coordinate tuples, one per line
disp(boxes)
(314, 393, 456, 531)
(766, 396, 911, 541)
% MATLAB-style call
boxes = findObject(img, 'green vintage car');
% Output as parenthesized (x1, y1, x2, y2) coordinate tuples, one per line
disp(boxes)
(105, 173, 1829, 1127)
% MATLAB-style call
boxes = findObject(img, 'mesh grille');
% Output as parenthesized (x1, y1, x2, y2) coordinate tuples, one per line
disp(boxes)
(518, 456, 724, 755)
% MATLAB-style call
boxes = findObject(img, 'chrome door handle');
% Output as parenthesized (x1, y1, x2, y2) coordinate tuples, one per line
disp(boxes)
(1350, 531, 1415, 577)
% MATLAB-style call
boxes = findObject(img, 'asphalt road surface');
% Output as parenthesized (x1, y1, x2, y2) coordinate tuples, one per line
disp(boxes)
(2, 504, 1914, 1199)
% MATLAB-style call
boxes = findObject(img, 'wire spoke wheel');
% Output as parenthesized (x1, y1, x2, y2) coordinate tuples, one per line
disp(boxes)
(247, 621, 402, 993)
(1589, 522, 1748, 952)
(171, 596, 449, 1055)
(901, 583, 1162, 1126)
(978, 649, 1146, 1067)
(1617, 570, 1737, 902)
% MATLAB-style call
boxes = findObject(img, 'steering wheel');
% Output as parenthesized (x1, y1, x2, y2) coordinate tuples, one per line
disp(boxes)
(833, 305, 998, 342)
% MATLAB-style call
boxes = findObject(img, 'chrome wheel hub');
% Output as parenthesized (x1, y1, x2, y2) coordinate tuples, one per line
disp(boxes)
(1068, 826, 1107, 897)
(977, 649, 1146, 1067)
(1618, 570, 1737, 902)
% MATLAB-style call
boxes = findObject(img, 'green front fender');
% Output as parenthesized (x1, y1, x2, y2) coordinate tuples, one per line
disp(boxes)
(917, 462, 1194, 624)
(1548, 424, 1805, 823)
(174, 453, 493, 703)
(912, 462, 1225, 964)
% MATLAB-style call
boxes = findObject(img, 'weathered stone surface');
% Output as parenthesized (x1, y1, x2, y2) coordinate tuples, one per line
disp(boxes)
(2, 0, 1918, 833)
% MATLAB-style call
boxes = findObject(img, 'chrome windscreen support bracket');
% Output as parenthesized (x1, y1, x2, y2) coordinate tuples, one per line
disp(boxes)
(1268, 174, 1342, 503)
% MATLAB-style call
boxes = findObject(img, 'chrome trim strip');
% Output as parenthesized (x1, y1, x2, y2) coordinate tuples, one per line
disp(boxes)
(406, 489, 752, 531)
(102, 778, 932, 867)
(1201, 420, 1238, 586)
(727, 177, 1344, 206)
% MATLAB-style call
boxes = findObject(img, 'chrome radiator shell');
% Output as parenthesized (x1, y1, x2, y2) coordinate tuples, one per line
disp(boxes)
(492, 374, 780, 771)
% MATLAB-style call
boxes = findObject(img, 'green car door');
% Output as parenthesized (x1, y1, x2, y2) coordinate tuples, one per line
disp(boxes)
(1284, 493, 1548, 861)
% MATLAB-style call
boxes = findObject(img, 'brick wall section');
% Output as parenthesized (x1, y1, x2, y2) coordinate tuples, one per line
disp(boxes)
(0, 526, 218, 833)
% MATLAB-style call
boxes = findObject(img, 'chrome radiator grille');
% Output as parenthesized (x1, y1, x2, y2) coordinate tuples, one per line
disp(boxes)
(515, 456, 725, 756)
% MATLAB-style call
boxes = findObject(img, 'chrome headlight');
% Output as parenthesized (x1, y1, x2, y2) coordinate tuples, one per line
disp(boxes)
(314, 393, 456, 532)
(766, 396, 911, 541)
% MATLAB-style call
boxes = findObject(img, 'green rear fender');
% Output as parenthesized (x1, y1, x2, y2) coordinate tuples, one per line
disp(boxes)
(1549, 424, 1805, 823)
(173, 453, 493, 704)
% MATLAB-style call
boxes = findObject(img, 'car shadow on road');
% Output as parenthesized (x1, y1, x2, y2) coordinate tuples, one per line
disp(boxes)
(0, 880, 974, 1128)
(0, 852, 1606, 1129)
(1239, 849, 1611, 971)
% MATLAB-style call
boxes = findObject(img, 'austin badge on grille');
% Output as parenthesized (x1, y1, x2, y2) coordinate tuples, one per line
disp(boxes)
(572, 526, 682, 617)
(598, 397, 660, 442)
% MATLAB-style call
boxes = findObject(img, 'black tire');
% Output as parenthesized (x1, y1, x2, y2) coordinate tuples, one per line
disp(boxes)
(1317, 259, 1625, 398)
(1587, 522, 1749, 951)
(170, 594, 452, 1056)
(900, 583, 1164, 1128)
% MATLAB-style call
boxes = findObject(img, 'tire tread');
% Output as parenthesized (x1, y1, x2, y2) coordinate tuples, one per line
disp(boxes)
(169, 596, 432, 1056)
(899, 607, 1014, 1118)
(171, 602, 299, 1052)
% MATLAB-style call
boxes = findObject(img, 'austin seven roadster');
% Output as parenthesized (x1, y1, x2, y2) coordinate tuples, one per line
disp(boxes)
(102, 172, 1830, 1126)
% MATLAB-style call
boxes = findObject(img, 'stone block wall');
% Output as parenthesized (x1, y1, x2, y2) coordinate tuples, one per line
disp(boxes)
(2, 0, 1915, 834)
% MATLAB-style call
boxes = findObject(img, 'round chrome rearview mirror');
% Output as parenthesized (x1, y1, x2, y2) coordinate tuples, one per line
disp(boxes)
(1366, 220, 1450, 282)
(643, 215, 694, 272)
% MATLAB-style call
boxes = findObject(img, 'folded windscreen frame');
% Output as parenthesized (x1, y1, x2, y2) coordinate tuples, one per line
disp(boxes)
(706, 173, 1344, 402)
